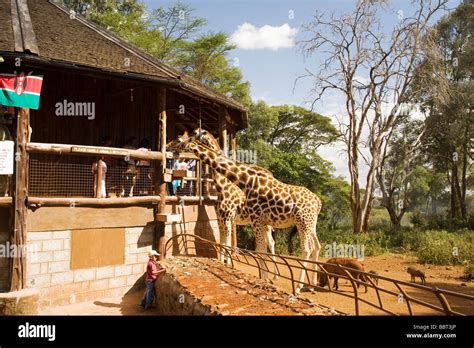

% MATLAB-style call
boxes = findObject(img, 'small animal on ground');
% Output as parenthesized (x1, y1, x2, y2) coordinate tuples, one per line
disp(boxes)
(407, 266, 426, 285)
(368, 270, 379, 286)
(318, 258, 368, 293)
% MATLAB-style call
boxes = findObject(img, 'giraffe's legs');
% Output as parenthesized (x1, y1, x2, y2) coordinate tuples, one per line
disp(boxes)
(253, 223, 270, 279)
(224, 219, 233, 266)
(264, 226, 279, 280)
(310, 231, 321, 287)
(295, 222, 315, 294)
(217, 215, 232, 265)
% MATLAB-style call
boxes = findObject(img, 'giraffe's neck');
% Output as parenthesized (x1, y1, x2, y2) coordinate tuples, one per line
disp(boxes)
(191, 143, 258, 192)
(212, 171, 229, 192)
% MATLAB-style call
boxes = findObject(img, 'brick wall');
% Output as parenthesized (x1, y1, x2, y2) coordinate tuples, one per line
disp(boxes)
(26, 226, 154, 307)
(24, 204, 221, 307)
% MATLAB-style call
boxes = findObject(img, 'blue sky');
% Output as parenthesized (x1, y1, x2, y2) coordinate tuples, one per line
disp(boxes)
(143, 0, 457, 183)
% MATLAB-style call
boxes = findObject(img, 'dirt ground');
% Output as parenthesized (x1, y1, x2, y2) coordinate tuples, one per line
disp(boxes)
(232, 253, 474, 315)
(39, 253, 473, 316)
(40, 289, 161, 315)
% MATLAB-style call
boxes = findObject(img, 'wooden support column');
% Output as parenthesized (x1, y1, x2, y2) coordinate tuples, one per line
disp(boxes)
(94, 159, 104, 198)
(155, 87, 167, 259)
(218, 106, 228, 157)
(230, 127, 237, 161)
(10, 107, 30, 291)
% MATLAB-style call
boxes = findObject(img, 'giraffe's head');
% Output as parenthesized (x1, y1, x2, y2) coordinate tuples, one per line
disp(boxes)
(193, 129, 222, 154)
(168, 131, 195, 153)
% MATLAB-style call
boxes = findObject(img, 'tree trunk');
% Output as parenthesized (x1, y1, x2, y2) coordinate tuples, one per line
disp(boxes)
(348, 137, 363, 233)
(449, 164, 458, 219)
(452, 159, 463, 219)
(386, 200, 402, 229)
(362, 197, 373, 232)
(459, 124, 468, 219)
(431, 196, 437, 216)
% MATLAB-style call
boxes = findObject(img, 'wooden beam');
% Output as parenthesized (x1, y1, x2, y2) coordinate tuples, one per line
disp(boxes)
(0, 197, 13, 207)
(155, 87, 167, 258)
(10, 107, 30, 291)
(27, 196, 218, 207)
(27, 142, 164, 161)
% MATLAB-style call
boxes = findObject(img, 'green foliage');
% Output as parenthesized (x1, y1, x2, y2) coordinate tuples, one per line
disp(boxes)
(411, 213, 474, 231)
(238, 100, 349, 229)
(414, 1, 473, 220)
(465, 264, 474, 280)
(414, 230, 474, 265)
(176, 33, 251, 105)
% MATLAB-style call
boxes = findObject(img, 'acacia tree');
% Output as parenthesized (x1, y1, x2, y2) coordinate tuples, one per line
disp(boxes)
(299, 0, 448, 233)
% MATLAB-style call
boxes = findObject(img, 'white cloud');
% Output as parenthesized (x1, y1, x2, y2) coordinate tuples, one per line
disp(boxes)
(230, 23, 298, 51)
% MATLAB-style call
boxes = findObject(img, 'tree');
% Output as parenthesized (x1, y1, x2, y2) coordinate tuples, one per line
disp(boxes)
(377, 119, 426, 229)
(415, 1, 473, 219)
(147, 3, 207, 63)
(176, 33, 251, 105)
(238, 101, 349, 229)
(299, 0, 448, 233)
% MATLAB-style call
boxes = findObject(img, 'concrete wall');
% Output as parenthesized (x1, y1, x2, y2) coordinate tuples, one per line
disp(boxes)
(23, 203, 220, 307)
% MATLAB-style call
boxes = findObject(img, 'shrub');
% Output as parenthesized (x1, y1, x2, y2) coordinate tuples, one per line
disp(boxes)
(464, 264, 474, 280)
(414, 230, 474, 265)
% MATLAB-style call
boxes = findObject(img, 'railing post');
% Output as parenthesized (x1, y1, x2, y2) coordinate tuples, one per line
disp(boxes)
(341, 267, 359, 316)
(395, 283, 413, 316)
(433, 287, 453, 316)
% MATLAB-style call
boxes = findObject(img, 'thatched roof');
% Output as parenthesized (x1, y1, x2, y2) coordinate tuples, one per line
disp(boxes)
(0, 0, 247, 127)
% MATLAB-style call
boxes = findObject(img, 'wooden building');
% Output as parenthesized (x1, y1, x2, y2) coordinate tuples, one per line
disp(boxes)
(0, 0, 246, 308)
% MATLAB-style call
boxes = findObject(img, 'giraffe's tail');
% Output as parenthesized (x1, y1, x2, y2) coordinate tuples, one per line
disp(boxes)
(287, 225, 298, 255)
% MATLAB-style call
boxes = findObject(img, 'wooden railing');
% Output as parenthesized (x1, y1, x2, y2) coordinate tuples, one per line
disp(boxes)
(164, 234, 474, 316)
(24, 142, 217, 207)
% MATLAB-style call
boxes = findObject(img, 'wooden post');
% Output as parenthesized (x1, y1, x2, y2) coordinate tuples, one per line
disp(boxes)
(196, 159, 202, 203)
(218, 106, 228, 157)
(230, 127, 237, 161)
(10, 107, 30, 291)
(94, 159, 104, 198)
(155, 87, 167, 259)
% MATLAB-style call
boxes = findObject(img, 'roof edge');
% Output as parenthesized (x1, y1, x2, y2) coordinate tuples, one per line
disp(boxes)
(47, 0, 246, 113)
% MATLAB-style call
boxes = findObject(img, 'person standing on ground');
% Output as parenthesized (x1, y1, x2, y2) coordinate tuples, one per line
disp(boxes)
(140, 250, 165, 310)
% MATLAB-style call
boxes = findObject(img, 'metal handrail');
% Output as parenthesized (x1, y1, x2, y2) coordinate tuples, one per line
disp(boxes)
(163, 234, 474, 316)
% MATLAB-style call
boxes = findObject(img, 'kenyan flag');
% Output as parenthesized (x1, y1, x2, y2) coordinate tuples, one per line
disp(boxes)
(0, 72, 43, 110)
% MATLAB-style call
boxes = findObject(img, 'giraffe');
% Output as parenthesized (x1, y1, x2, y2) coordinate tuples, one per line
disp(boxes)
(192, 129, 278, 278)
(170, 131, 322, 293)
